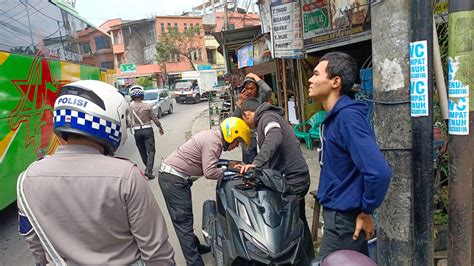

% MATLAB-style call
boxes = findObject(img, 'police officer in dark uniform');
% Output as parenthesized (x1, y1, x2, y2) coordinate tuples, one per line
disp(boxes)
(129, 85, 164, 179)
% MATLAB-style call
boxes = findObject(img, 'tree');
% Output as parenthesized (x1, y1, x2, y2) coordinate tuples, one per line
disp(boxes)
(156, 26, 202, 80)
(136, 76, 154, 88)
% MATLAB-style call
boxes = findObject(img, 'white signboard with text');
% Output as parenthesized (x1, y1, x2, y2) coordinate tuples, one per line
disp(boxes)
(271, 1, 304, 59)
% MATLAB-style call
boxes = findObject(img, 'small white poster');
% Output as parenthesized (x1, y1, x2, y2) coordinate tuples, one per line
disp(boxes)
(448, 56, 470, 135)
(409, 40, 429, 117)
(448, 97, 469, 135)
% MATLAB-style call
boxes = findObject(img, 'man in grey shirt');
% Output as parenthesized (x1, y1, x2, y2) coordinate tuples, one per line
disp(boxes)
(18, 80, 174, 265)
(159, 117, 250, 266)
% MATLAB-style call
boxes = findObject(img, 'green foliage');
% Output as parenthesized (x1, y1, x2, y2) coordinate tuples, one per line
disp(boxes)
(136, 76, 153, 88)
(155, 26, 201, 69)
(434, 209, 448, 226)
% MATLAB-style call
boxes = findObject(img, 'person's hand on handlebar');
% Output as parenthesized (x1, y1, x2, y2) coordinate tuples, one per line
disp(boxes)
(235, 163, 256, 174)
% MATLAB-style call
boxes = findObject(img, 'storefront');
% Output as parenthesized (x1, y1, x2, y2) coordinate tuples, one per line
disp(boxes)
(298, 0, 373, 120)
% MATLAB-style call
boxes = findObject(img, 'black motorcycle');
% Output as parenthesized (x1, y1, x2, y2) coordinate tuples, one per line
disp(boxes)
(202, 160, 307, 265)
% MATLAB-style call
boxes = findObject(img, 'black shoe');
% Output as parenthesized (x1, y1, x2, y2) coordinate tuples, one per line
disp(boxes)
(197, 244, 211, 254)
(145, 173, 156, 180)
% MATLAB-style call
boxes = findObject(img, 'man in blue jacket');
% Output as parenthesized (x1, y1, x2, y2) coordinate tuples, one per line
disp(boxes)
(308, 52, 392, 258)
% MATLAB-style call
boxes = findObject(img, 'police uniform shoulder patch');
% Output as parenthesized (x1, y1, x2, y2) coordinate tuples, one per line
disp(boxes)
(18, 211, 33, 236)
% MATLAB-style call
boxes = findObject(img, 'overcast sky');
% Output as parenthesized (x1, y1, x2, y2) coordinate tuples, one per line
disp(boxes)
(75, 0, 202, 26)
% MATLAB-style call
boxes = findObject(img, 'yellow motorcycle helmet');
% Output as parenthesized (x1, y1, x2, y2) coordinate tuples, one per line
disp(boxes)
(220, 117, 251, 146)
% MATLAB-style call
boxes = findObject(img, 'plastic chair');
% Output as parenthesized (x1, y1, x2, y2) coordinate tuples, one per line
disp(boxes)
(293, 111, 326, 150)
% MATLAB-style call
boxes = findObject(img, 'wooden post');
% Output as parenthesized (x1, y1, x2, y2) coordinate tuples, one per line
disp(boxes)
(282, 59, 288, 121)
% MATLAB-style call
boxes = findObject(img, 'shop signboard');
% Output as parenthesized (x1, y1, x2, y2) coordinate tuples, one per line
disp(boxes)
(253, 35, 272, 65)
(271, 0, 304, 59)
(302, 0, 330, 40)
(120, 63, 136, 73)
(237, 43, 254, 69)
(301, 0, 370, 47)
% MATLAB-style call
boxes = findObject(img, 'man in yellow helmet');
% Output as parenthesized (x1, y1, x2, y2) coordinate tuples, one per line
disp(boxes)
(158, 117, 250, 266)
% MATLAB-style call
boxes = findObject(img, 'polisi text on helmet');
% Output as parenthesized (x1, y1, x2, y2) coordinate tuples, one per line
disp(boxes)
(57, 97, 89, 108)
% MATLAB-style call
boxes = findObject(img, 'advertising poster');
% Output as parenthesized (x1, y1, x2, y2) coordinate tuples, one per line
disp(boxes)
(271, 0, 304, 59)
(253, 36, 272, 65)
(448, 57, 470, 135)
(237, 44, 254, 69)
(409, 40, 429, 117)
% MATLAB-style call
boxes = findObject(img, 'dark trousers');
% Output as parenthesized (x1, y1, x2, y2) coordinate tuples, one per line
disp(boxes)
(133, 127, 155, 175)
(241, 135, 258, 164)
(299, 197, 315, 264)
(319, 208, 369, 259)
(158, 172, 204, 266)
(287, 176, 314, 263)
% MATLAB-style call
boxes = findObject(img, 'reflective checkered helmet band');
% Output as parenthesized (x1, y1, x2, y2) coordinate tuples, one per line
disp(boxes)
(54, 108, 122, 150)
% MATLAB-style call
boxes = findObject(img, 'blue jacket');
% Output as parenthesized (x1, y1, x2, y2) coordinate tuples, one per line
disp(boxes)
(317, 96, 392, 214)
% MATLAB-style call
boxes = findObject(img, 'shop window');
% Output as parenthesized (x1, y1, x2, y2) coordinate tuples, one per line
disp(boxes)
(79, 42, 91, 54)
(100, 61, 114, 69)
(95, 37, 111, 50)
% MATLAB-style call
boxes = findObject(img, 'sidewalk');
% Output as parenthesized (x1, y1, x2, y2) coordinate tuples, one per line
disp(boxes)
(190, 108, 321, 237)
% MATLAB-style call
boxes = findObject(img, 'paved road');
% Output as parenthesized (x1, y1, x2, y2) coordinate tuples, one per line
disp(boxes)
(0, 101, 221, 266)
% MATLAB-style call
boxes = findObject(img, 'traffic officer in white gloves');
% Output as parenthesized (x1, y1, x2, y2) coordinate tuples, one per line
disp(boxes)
(159, 117, 250, 266)
(17, 80, 175, 265)
(129, 85, 164, 179)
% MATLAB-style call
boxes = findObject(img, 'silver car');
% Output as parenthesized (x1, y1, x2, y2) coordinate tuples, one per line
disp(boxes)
(143, 89, 175, 118)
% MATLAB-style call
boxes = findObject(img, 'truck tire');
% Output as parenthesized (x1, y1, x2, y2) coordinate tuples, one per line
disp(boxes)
(194, 94, 200, 104)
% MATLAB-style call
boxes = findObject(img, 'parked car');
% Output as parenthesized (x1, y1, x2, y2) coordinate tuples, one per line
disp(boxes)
(142, 89, 175, 118)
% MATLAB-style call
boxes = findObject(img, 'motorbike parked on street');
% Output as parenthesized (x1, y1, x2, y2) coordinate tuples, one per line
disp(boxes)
(202, 160, 308, 265)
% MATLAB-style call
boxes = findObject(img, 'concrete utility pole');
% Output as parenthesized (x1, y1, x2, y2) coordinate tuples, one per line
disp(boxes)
(371, 0, 414, 264)
(447, 1, 473, 265)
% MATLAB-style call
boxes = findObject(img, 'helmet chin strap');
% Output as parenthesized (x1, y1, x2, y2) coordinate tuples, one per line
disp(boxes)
(222, 138, 230, 151)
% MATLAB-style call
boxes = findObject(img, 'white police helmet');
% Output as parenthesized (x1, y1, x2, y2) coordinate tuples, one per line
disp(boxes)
(53, 80, 129, 155)
(129, 85, 144, 98)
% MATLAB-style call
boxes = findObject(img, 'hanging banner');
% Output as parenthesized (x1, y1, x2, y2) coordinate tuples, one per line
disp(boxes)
(237, 43, 254, 69)
(258, 0, 273, 34)
(271, 0, 304, 59)
(409, 40, 429, 117)
(253, 35, 272, 65)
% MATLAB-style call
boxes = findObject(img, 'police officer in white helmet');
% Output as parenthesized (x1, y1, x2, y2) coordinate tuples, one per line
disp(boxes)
(129, 85, 164, 180)
(17, 80, 175, 265)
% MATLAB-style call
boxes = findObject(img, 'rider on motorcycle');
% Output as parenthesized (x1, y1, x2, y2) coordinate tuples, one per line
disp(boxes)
(158, 117, 250, 266)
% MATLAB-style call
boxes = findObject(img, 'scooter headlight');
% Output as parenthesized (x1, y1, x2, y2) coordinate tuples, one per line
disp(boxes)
(243, 231, 268, 254)
(236, 199, 252, 227)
